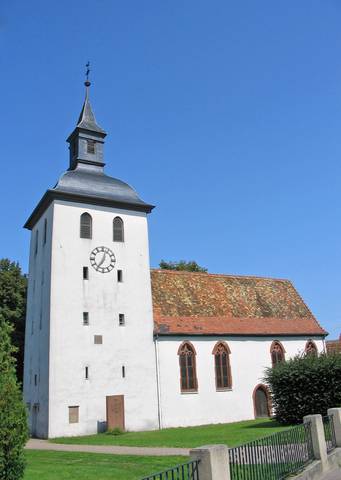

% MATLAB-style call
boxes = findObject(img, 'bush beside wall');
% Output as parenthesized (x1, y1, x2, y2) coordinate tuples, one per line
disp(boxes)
(264, 353, 341, 424)
(0, 314, 28, 480)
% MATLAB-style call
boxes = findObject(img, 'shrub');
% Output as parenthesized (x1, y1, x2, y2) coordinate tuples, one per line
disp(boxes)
(105, 427, 124, 436)
(0, 314, 28, 480)
(264, 352, 341, 425)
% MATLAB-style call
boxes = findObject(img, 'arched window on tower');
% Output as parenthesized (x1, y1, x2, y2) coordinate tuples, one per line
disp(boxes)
(80, 213, 92, 239)
(270, 341, 285, 367)
(113, 217, 124, 242)
(178, 342, 198, 392)
(213, 342, 232, 390)
(305, 340, 318, 357)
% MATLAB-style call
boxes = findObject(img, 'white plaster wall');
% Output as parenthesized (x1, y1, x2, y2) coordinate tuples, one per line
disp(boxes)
(156, 336, 325, 428)
(23, 204, 53, 438)
(48, 200, 159, 437)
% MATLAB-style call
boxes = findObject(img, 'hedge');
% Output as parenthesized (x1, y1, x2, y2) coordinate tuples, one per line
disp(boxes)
(0, 314, 28, 480)
(264, 352, 341, 425)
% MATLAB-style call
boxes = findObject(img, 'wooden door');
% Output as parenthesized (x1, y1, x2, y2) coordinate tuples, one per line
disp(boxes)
(255, 387, 269, 418)
(106, 395, 125, 431)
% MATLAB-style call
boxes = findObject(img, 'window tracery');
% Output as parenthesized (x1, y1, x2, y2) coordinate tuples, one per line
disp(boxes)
(178, 342, 198, 392)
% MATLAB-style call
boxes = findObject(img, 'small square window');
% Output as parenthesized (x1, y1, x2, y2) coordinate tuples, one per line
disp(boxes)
(87, 140, 95, 154)
(117, 270, 123, 282)
(119, 314, 125, 326)
(83, 312, 89, 326)
(69, 406, 79, 424)
(83, 267, 89, 280)
(94, 335, 102, 344)
(122, 366, 125, 378)
(85, 366, 89, 379)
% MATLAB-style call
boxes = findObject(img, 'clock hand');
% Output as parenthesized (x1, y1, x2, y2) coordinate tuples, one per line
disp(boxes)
(97, 252, 106, 267)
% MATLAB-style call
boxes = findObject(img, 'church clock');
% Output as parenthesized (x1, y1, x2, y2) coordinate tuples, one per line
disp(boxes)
(90, 246, 116, 273)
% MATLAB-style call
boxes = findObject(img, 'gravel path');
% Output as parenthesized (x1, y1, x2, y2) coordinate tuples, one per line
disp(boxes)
(25, 439, 190, 457)
(322, 469, 341, 480)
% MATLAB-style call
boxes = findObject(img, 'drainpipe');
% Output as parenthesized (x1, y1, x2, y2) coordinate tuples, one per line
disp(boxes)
(154, 334, 162, 430)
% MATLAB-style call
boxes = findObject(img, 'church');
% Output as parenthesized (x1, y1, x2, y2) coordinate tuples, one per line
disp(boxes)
(23, 80, 327, 439)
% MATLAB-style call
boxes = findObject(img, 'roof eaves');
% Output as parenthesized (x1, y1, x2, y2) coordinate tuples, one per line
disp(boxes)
(24, 189, 155, 230)
(154, 331, 328, 338)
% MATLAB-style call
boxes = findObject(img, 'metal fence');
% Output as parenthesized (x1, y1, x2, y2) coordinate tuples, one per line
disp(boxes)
(228, 422, 314, 480)
(323, 415, 337, 453)
(140, 459, 200, 480)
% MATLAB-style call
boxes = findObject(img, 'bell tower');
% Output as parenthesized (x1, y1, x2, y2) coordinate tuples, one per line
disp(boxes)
(67, 79, 106, 170)
(23, 75, 159, 438)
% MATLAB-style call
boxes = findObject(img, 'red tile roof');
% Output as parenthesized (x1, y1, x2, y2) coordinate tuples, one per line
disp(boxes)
(151, 270, 327, 336)
(326, 336, 341, 354)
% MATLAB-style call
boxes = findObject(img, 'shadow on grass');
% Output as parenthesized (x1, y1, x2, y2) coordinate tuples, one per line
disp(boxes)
(241, 420, 284, 429)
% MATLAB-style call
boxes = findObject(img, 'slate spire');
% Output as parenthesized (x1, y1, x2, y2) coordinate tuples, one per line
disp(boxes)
(67, 71, 107, 171)
(76, 79, 106, 134)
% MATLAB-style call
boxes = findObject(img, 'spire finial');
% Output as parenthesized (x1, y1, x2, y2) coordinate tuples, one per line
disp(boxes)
(85, 61, 91, 88)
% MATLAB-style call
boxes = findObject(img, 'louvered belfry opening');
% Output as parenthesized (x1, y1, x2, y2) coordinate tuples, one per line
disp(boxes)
(113, 217, 124, 242)
(87, 139, 96, 154)
(80, 212, 92, 239)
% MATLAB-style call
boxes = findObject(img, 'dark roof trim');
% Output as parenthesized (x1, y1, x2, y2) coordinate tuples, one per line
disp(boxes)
(24, 189, 155, 230)
(154, 332, 328, 338)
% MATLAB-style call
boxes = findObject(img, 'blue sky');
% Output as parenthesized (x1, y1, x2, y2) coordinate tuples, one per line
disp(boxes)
(1, 1, 341, 338)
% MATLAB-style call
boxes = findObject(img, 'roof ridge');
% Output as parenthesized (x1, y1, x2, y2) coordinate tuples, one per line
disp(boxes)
(150, 268, 291, 282)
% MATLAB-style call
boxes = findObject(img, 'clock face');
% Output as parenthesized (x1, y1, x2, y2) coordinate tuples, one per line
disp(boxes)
(90, 246, 116, 273)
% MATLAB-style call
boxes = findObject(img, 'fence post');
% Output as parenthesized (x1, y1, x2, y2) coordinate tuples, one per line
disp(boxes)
(303, 414, 327, 466)
(190, 444, 230, 480)
(327, 407, 341, 447)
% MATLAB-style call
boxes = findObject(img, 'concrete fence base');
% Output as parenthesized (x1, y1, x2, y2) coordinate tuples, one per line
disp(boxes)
(190, 444, 230, 480)
(188, 408, 341, 480)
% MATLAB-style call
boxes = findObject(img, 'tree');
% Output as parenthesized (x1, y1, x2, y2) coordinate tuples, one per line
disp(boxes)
(0, 313, 28, 480)
(159, 260, 207, 273)
(264, 353, 341, 424)
(0, 259, 27, 383)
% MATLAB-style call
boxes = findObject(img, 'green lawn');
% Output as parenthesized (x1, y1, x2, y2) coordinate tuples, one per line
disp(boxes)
(52, 418, 289, 448)
(25, 450, 187, 480)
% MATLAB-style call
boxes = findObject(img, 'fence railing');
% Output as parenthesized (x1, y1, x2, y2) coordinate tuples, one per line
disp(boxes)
(140, 459, 200, 480)
(323, 415, 337, 453)
(228, 422, 314, 480)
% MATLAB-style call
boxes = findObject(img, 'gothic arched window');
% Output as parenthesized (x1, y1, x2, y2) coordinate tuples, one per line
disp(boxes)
(113, 217, 124, 242)
(80, 213, 92, 239)
(305, 340, 318, 357)
(213, 342, 232, 390)
(270, 341, 285, 367)
(178, 342, 198, 392)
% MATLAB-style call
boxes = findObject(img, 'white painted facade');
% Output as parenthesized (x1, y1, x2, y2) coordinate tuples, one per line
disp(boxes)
(155, 336, 325, 429)
(23, 196, 326, 437)
(24, 199, 159, 438)
(23, 204, 53, 438)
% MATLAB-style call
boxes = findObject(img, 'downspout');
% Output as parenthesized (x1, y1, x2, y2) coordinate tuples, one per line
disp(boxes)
(154, 334, 162, 430)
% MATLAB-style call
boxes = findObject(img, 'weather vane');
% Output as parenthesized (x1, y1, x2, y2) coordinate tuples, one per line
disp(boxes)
(85, 62, 91, 87)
